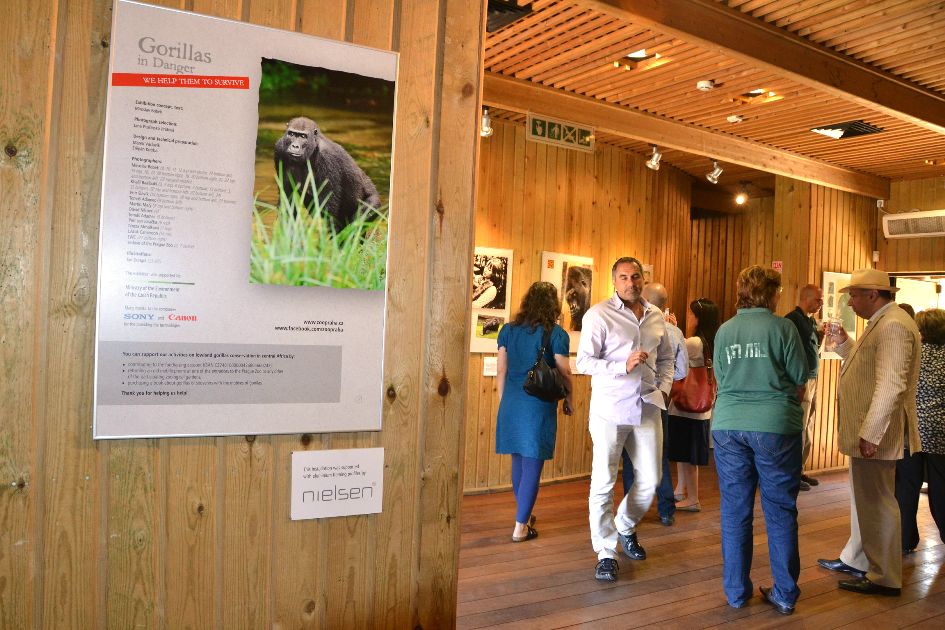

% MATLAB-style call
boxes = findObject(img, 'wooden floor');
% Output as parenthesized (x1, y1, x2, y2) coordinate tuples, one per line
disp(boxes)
(457, 464, 945, 629)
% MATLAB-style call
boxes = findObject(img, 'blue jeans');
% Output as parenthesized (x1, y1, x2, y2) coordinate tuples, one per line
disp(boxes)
(713, 429, 802, 608)
(623, 410, 675, 519)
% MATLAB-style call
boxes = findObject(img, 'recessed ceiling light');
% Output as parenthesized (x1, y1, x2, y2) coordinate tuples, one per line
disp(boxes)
(726, 114, 743, 123)
(626, 49, 650, 60)
(747, 88, 766, 95)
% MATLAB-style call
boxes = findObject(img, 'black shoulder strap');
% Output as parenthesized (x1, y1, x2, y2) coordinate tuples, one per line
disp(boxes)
(535, 326, 552, 363)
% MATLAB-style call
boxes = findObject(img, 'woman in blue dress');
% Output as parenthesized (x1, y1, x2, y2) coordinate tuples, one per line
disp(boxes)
(496, 281, 574, 542)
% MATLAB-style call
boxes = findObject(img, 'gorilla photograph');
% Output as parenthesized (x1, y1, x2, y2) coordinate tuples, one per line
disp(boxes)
(250, 58, 394, 290)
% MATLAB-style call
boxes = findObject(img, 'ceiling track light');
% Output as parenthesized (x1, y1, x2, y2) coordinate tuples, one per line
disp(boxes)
(735, 181, 749, 205)
(480, 107, 493, 138)
(706, 160, 723, 184)
(645, 145, 662, 171)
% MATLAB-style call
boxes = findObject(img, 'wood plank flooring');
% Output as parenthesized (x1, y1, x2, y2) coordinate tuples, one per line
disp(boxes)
(458, 464, 945, 628)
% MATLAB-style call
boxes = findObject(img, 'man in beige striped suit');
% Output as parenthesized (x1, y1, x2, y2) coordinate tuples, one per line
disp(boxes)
(817, 269, 921, 596)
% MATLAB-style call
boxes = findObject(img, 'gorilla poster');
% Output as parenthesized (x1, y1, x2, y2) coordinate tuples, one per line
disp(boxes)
(540, 251, 594, 353)
(470, 247, 513, 353)
(251, 59, 394, 290)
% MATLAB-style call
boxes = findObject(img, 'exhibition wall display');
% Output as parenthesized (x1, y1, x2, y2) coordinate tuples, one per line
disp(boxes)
(540, 251, 594, 353)
(470, 247, 513, 353)
(93, 1, 397, 437)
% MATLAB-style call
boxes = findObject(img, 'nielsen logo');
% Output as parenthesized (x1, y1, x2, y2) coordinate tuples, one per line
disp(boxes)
(302, 485, 374, 502)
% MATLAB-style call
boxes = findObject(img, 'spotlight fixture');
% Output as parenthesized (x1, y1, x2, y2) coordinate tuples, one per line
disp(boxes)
(645, 145, 662, 171)
(706, 160, 723, 184)
(480, 107, 493, 138)
(735, 181, 749, 205)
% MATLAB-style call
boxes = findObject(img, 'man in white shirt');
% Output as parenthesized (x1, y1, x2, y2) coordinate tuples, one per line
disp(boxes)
(577, 257, 674, 582)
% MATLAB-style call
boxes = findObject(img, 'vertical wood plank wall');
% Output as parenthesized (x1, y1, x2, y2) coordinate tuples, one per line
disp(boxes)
(0, 1, 484, 628)
(879, 177, 945, 272)
(463, 118, 692, 493)
(689, 177, 877, 473)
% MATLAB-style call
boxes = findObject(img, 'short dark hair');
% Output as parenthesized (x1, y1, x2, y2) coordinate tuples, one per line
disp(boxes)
(612, 256, 643, 280)
(878, 290, 894, 301)
(916, 308, 945, 345)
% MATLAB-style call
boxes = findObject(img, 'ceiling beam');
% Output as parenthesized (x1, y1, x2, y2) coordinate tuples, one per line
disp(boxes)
(483, 73, 890, 199)
(580, 0, 945, 135)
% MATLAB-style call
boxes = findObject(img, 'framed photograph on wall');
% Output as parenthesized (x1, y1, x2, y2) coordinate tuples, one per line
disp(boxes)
(470, 247, 513, 353)
(540, 251, 594, 353)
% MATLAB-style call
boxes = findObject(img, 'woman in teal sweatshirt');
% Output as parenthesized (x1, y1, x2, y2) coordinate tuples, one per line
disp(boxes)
(712, 265, 808, 615)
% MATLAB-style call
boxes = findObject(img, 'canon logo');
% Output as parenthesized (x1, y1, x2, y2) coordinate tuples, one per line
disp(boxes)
(302, 485, 374, 502)
(168, 314, 197, 321)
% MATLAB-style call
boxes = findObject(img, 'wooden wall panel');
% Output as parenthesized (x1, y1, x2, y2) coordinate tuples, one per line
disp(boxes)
(689, 177, 877, 473)
(463, 119, 692, 493)
(0, 0, 484, 628)
(879, 177, 945, 273)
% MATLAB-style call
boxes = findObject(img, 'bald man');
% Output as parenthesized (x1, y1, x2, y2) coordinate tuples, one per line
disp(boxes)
(622, 283, 688, 525)
(784, 284, 824, 490)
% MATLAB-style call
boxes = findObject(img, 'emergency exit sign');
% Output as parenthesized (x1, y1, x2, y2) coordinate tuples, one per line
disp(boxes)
(527, 113, 594, 153)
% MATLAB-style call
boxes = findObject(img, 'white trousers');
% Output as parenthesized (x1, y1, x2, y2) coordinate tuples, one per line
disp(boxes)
(588, 406, 662, 560)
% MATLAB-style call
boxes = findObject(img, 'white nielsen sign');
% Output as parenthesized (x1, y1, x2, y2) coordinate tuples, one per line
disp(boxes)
(291, 448, 384, 520)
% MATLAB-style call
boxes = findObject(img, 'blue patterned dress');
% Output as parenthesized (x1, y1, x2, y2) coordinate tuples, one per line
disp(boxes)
(495, 323, 570, 460)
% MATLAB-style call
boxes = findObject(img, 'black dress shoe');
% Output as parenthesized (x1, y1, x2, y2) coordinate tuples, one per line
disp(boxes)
(619, 532, 646, 560)
(595, 557, 618, 582)
(801, 474, 820, 486)
(838, 577, 901, 596)
(759, 586, 794, 615)
(660, 514, 675, 526)
(817, 558, 866, 578)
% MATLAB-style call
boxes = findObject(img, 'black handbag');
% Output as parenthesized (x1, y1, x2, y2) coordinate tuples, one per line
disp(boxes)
(523, 327, 568, 402)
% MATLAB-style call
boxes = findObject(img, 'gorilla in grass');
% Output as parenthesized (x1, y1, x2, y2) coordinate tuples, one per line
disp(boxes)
(274, 116, 380, 229)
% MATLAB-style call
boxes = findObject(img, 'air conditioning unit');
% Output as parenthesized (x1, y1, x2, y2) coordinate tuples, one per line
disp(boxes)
(882, 209, 945, 239)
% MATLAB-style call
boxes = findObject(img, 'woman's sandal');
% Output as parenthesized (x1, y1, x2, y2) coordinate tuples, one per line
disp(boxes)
(512, 524, 538, 543)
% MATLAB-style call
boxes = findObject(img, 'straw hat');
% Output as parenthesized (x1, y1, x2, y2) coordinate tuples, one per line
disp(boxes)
(838, 268, 899, 293)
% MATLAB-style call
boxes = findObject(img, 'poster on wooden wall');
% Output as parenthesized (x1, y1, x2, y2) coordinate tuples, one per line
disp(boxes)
(470, 247, 513, 353)
(821, 271, 857, 359)
(541, 251, 594, 353)
(93, 0, 398, 438)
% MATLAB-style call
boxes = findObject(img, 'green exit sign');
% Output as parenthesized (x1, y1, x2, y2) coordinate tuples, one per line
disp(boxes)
(527, 114, 594, 153)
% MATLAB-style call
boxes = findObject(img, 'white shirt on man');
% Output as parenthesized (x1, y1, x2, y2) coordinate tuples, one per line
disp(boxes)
(577, 293, 674, 424)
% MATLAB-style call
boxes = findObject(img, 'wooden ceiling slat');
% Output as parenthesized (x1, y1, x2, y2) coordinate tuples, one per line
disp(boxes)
(490, 15, 613, 73)
(794, 0, 922, 40)
(822, 9, 945, 56)
(767, 0, 862, 29)
(489, 11, 603, 68)
(508, 22, 633, 77)
(485, 4, 583, 54)
(837, 16, 945, 59)
(536, 34, 672, 85)
(485, 2, 563, 49)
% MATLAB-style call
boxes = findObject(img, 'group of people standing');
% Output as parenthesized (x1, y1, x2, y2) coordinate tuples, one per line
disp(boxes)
(493, 256, 945, 615)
